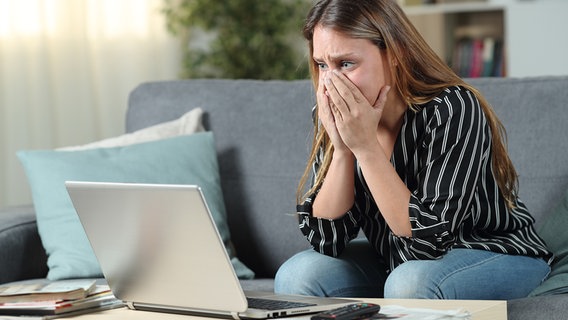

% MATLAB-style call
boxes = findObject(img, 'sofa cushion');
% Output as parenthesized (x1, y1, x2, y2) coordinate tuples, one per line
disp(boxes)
(59, 108, 204, 151)
(18, 132, 254, 280)
(529, 189, 568, 296)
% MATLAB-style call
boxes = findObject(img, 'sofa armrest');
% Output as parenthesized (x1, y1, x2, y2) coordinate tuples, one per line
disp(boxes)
(0, 205, 48, 284)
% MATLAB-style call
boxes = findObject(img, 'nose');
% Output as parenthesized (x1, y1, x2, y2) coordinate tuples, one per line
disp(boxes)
(321, 69, 336, 82)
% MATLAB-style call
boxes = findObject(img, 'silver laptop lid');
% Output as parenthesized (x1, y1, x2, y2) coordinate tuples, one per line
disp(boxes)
(65, 181, 247, 315)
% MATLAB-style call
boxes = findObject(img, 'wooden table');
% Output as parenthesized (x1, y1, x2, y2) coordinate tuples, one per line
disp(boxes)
(68, 298, 506, 319)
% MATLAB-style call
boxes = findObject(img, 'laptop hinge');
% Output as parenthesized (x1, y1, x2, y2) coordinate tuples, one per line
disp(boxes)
(130, 301, 240, 319)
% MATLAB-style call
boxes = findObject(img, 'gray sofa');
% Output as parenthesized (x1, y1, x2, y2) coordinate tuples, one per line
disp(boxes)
(1, 76, 568, 319)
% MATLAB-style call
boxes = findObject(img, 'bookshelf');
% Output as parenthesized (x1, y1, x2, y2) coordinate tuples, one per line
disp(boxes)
(400, 0, 568, 77)
(402, 1, 506, 77)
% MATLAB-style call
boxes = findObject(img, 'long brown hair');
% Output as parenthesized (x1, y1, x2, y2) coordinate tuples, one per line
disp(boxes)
(297, 0, 518, 208)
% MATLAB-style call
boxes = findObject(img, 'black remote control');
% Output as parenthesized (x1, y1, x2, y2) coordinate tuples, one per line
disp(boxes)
(311, 303, 381, 320)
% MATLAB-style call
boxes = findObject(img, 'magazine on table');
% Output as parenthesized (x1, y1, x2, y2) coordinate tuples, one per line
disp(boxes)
(368, 305, 471, 319)
(0, 279, 96, 303)
(0, 283, 123, 318)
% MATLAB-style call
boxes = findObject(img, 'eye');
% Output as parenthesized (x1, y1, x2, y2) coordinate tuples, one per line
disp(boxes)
(316, 61, 328, 70)
(340, 61, 355, 69)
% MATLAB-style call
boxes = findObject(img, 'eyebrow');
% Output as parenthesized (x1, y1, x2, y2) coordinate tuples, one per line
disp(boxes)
(312, 52, 359, 61)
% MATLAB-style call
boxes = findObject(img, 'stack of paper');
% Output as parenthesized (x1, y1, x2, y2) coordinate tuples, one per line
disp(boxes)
(0, 279, 123, 319)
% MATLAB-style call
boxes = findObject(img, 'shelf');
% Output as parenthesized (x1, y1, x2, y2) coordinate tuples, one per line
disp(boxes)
(403, 2, 505, 16)
(402, 1, 568, 77)
(402, 2, 506, 77)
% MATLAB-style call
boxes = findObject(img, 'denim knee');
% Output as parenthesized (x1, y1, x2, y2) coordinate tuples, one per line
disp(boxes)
(384, 260, 441, 299)
(384, 249, 552, 300)
(275, 243, 387, 298)
(275, 250, 327, 296)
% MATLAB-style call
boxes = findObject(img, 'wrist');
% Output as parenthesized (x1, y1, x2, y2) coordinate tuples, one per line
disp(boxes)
(353, 141, 385, 163)
(332, 148, 354, 162)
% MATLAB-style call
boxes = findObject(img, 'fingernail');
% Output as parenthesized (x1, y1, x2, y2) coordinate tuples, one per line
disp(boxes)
(325, 76, 331, 84)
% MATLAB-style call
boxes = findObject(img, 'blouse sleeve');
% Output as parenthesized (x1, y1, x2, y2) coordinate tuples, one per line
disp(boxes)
(296, 113, 361, 257)
(297, 197, 361, 257)
(393, 87, 488, 260)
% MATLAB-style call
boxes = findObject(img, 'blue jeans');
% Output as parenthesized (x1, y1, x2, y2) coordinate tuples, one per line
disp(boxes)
(275, 239, 550, 300)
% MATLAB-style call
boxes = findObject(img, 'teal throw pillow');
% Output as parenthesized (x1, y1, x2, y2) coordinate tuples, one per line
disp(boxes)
(18, 132, 254, 280)
(529, 188, 568, 296)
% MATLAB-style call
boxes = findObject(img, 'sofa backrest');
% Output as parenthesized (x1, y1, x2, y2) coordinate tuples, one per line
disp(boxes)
(126, 76, 568, 277)
(127, 79, 316, 277)
(466, 77, 568, 227)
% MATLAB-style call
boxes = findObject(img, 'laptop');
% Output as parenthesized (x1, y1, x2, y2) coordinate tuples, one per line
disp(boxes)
(65, 181, 358, 319)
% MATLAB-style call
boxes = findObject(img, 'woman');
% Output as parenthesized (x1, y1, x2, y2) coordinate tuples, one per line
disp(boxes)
(275, 0, 552, 300)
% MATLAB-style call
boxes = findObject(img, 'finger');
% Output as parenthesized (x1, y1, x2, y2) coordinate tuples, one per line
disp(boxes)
(331, 70, 366, 104)
(324, 74, 349, 119)
(331, 100, 344, 122)
(316, 79, 328, 113)
(373, 85, 391, 111)
(317, 79, 337, 125)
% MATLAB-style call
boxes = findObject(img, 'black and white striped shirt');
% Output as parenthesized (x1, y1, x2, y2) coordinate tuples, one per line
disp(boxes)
(298, 86, 553, 272)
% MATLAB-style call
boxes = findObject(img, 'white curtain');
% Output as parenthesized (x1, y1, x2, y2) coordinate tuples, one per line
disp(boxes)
(0, 0, 182, 206)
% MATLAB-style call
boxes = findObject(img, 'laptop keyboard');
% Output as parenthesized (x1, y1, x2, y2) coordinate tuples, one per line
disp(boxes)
(247, 297, 317, 310)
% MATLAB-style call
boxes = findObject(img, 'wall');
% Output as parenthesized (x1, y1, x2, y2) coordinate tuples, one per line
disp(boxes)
(506, 1, 568, 77)
(0, 0, 182, 207)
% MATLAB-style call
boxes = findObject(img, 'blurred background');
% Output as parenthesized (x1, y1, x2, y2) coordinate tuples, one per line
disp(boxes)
(1, 0, 567, 208)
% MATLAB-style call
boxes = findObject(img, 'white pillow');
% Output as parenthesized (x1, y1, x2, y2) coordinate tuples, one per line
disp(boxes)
(59, 108, 204, 151)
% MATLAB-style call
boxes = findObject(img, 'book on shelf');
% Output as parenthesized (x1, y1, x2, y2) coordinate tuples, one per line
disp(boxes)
(0, 279, 96, 303)
(0, 283, 123, 318)
(450, 23, 505, 78)
(451, 36, 504, 77)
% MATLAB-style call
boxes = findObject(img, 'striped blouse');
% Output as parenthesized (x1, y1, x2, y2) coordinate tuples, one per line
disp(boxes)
(298, 86, 553, 272)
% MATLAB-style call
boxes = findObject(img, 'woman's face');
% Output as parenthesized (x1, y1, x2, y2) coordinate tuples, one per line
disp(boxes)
(312, 25, 392, 106)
